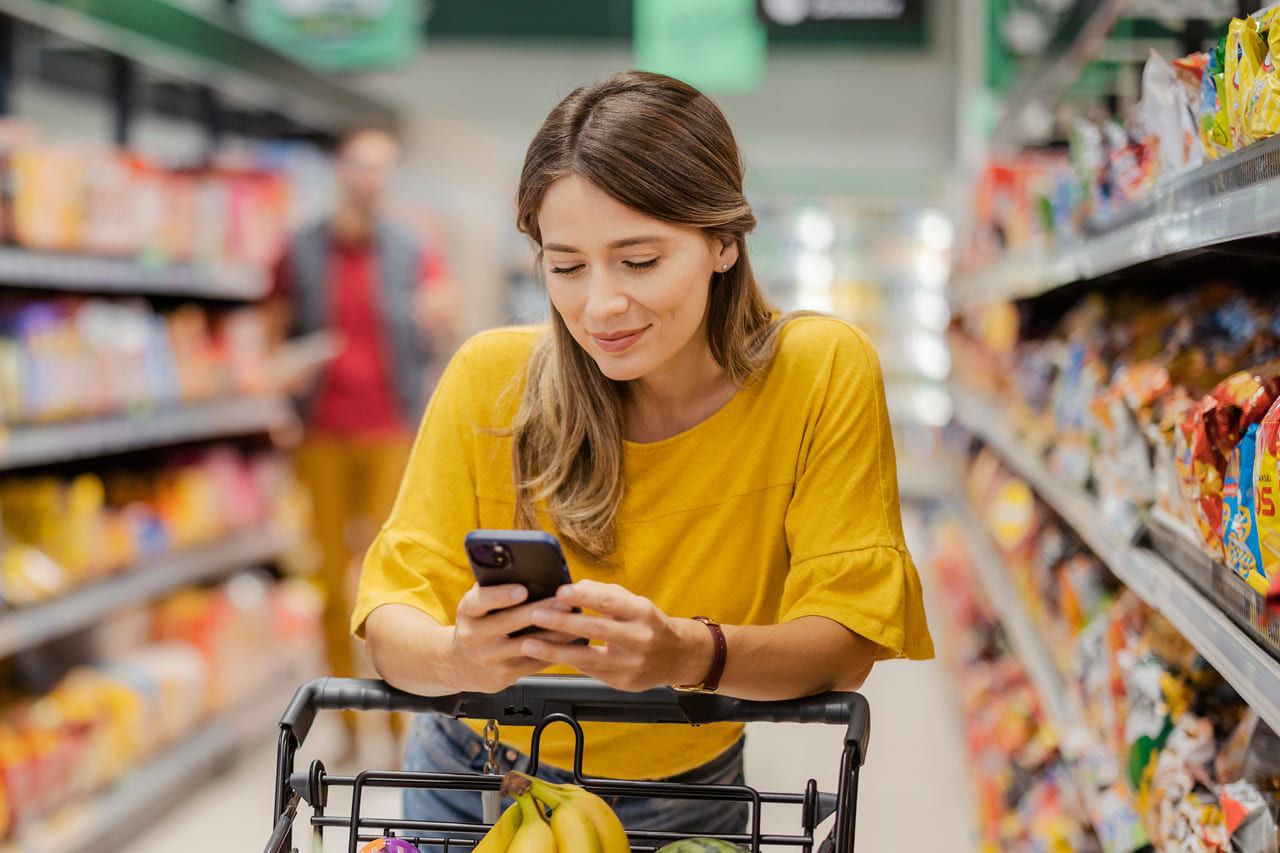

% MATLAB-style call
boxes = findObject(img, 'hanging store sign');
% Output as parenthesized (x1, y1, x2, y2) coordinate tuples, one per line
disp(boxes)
(756, 0, 925, 25)
(243, 0, 421, 71)
(634, 0, 767, 94)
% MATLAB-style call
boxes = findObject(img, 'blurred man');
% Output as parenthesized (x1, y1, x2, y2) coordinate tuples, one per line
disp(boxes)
(275, 125, 456, 756)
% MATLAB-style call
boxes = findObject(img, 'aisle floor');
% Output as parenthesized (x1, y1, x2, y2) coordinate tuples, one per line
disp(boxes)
(131, 654, 972, 852)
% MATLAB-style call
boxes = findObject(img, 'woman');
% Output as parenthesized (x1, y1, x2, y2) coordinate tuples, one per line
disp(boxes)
(353, 71, 934, 836)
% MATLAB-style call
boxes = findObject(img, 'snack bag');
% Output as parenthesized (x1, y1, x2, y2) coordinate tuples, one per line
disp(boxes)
(1179, 404, 1227, 559)
(1227, 18, 1268, 149)
(1224, 423, 1268, 593)
(1258, 398, 1280, 581)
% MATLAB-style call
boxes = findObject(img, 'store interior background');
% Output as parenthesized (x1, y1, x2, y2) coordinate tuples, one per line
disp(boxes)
(8, 0, 1278, 851)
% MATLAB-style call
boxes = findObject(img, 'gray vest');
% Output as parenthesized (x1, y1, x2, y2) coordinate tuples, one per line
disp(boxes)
(287, 219, 429, 424)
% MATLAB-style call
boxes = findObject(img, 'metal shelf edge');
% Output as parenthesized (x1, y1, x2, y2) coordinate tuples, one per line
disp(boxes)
(952, 389, 1280, 734)
(0, 525, 289, 657)
(0, 247, 268, 300)
(0, 396, 293, 470)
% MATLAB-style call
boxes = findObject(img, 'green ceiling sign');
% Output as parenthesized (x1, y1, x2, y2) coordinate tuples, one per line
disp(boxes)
(243, 0, 421, 71)
(634, 0, 767, 94)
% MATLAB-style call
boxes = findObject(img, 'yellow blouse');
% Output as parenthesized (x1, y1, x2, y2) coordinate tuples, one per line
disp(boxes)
(353, 316, 933, 780)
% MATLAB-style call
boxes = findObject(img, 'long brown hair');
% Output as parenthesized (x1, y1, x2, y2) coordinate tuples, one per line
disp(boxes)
(511, 71, 783, 561)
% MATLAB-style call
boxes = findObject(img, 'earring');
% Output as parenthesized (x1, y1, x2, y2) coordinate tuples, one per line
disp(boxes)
(721, 264, 729, 271)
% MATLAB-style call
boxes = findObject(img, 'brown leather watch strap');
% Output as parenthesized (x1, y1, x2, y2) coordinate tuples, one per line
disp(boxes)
(692, 616, 727, 693)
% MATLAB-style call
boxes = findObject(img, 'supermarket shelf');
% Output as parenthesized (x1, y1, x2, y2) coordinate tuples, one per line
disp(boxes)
(0, 525, 288, 657)
(947, 496, 1080, 729)
(952, 387, 1280, 735)
(0, 396, 293, 471)
(12, 668, 304, 853)
(953, 132, 1280, 308)
(0, 0, 397, 132)
(0, 247, 268, 300)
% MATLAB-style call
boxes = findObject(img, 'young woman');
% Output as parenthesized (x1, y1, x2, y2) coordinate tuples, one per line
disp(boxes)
(353, 71, 934, 836)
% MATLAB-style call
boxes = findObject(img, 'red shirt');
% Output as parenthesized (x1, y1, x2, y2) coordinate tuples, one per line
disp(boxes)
(275, 237, 448, 438)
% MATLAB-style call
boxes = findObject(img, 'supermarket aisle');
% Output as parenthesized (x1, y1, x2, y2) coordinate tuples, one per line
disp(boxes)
(132, 653, 970, 851)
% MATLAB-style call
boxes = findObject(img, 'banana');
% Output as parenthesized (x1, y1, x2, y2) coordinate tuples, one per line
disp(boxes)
(514, 773, 631, 853)
(472, 799, 523, 853)
(506, 793, 556, 853)
(549, 798, 603, 853)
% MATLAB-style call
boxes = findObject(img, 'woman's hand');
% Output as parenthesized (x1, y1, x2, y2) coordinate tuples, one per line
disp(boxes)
(521, 580, 711, 692)
(447, 583, 581, 694)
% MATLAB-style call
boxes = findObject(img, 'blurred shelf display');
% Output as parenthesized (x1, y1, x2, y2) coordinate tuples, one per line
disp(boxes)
(0, 0, 397, 133)
(953, 387, 1280, 736)
(949, 495, 1083, 730)
(952, 134, 1280, 309)
(5, 661, 307, 853)
(0, 396, 292, 470)
(0, 525, 288, 657)
(0, 247, 268, 301)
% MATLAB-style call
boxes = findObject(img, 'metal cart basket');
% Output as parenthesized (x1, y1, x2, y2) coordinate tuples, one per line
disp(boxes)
(265, 676, 870, 853)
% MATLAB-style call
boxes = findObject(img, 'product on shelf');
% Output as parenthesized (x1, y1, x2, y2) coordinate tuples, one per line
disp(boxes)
(928, 518, 1101, 852)
(5, 134, 290, 269)
(0, 446, 304, 608)
(958, 6, 1280, 278)
(0, 296, 272, 425)
(953, 452, 1280, 852)
(0, 574, 321, 839)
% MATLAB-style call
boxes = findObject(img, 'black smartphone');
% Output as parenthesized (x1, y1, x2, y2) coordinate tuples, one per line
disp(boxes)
(465, 529, 583, 640)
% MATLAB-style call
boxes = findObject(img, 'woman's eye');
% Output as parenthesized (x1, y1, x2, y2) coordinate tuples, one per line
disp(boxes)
(622, 258, 659, 270)
(549, 264, 585, 276)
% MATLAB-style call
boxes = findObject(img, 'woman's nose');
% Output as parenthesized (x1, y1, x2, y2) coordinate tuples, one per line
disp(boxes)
(583, 272, 629, 320)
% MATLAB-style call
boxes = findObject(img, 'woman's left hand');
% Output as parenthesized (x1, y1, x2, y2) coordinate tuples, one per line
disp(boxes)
(523, 580, 708, 692)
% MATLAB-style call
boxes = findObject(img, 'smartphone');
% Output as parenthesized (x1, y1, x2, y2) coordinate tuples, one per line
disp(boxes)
(465, 529, 581, 639)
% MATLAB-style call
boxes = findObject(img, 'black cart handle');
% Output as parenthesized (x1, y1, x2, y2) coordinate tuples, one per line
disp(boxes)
(280, 676, 870, 763)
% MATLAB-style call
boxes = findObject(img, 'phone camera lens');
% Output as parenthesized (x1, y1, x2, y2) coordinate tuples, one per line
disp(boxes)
(471, 543, 511, 569)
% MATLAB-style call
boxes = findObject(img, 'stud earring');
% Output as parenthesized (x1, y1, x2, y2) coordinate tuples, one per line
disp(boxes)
(721, 264, 729, 271)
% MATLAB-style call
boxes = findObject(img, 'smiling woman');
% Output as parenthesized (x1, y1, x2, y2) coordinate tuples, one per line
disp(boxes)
(352, 70, 934, 839)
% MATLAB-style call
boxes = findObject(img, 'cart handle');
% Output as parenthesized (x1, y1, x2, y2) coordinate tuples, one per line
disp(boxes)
(280, 676, 870, 764)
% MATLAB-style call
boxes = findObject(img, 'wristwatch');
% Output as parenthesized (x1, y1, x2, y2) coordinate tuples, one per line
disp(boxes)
(673, 616, 727, 694)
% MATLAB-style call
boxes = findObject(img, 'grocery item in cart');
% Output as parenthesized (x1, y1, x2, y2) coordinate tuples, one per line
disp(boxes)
(359, 839, 417, 852)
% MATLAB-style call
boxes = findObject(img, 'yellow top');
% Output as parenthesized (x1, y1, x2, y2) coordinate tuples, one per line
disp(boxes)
(352, 316, 934, 780)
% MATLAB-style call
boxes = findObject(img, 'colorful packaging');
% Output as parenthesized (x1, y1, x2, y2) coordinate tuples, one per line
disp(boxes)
(1224, 423, 1268, 592)
(1258, 398, 1280, 582)
(1226, 19, 1268, 149)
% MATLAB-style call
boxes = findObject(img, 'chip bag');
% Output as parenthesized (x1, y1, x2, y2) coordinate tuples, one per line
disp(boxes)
(1224, 423, 1268, 593)
(1258, 398, 1280, 585)
(1227, 18, 1268, 149)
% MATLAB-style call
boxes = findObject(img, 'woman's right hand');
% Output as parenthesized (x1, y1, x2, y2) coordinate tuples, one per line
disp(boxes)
(447, 583, 578, 694)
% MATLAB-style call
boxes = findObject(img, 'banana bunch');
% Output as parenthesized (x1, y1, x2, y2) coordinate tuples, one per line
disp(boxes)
(473, 771, 631, 853)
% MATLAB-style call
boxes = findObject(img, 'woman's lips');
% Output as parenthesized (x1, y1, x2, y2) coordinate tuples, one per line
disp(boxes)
(591, 326, 649, 353)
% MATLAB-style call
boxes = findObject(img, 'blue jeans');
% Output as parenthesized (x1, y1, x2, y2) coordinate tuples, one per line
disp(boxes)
(402, 713, 749, 844)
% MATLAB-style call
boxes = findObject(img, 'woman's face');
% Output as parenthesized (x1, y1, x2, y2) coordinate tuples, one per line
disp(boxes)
(539, 174, 738, 383)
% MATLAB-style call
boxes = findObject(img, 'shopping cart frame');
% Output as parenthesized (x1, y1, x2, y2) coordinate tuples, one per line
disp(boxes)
(266, 676, 871, 853)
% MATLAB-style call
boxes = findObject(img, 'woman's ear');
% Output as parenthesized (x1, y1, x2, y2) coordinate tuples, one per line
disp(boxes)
(715, 234, 740, 271)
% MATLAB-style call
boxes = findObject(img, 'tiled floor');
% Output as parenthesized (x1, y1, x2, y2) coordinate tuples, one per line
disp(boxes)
(130, 653, 973, 852)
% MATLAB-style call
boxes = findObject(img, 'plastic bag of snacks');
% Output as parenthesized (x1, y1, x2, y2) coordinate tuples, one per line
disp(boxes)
(1224, 423, 1268, 593)
(1258, 397, 1280, 584)
(1226, 18, 1268, 149)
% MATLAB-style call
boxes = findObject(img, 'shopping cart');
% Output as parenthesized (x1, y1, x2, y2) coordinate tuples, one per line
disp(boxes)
(264, 676, 870, 853)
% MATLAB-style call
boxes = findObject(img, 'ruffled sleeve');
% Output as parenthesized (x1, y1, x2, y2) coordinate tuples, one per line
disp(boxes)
(779, 321, 934, 661)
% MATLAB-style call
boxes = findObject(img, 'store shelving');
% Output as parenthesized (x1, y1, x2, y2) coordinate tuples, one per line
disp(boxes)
(0, 247, 268, 300)
(951, 386, 1280, 735)
(0, 396, 293, 471)
(0, 0, 397, 133)
(946, 495, 1108, 838)
(0, 525, 289, 657)
(952, 132, 1280, 309)
(5, 667, 304, 853)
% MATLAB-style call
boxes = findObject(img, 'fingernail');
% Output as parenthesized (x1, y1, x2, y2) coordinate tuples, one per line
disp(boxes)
(532, 609, 550, 624)
(509, 587, 527, 601)
(557, 586, 576, 602)
(551, 601, 572, 612)
(522, 639, 542, 655)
